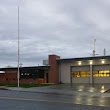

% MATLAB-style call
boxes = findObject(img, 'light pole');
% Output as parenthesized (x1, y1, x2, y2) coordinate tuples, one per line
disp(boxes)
(17, 6, 20, 87)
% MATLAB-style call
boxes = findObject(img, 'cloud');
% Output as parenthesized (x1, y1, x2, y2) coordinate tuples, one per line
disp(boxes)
(0, 0, 110, 67)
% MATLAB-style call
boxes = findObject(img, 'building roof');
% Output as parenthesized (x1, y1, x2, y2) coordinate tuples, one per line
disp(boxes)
(57, 55, 110, 63)
(0, 66, 49, 71)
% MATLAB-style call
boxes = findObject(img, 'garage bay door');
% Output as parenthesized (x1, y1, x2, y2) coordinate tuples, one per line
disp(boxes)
(93, 65, 110, 84)
(71, 66, 90, 71)
(93, 65, 110, 71)
(71, 66, 90, 84)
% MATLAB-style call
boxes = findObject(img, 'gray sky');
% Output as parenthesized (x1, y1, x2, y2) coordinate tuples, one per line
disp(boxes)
(0, 0, 110, 67)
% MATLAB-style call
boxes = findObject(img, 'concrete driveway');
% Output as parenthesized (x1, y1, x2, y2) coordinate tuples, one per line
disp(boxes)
(7, 84, 110, 97)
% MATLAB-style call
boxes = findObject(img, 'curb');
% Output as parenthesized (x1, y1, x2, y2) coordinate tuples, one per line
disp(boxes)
(0, 86, 8, 90)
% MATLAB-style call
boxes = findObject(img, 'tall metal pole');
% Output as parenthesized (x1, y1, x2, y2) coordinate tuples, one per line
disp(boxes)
(17, 6, 20, 87)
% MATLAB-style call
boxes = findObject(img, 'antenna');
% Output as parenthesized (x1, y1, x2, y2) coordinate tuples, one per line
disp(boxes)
(104, 48, 106, 56)
(91, 39, 99, 57)
(93, 39, 96, 57)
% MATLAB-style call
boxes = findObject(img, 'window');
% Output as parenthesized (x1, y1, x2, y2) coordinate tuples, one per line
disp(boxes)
(71, 71, 90, 77)
(93, 70, 110, 77)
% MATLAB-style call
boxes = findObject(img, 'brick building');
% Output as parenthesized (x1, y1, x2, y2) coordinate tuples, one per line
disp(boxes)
(1, 54, 110, 84)
(0, 55, 60, 84)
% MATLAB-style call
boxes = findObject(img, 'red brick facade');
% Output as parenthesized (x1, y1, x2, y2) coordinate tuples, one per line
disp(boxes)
(48, 55, 60, 84)
(0, 70, 45, 84)
(0, 54, 60, 84)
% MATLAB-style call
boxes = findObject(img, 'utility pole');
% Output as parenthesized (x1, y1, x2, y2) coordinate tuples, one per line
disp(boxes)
(17, 6, 20, 87)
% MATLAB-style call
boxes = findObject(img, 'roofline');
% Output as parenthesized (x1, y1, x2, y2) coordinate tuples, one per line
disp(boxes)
(0, 65, 50, 70)
(57, 55, 110, 63)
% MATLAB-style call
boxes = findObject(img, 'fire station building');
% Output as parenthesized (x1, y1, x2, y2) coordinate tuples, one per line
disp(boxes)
(0, 54, 110, 84)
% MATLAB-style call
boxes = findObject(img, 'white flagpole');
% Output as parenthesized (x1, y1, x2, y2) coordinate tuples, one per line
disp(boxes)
(17, 6, 20, 87)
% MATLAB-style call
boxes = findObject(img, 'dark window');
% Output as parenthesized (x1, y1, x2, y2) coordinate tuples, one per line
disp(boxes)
(20, 69, 45, 79)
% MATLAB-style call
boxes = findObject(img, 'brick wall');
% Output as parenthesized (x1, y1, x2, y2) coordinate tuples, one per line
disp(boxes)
(0, 70, 45, 84)
(48, 55, 60, 84)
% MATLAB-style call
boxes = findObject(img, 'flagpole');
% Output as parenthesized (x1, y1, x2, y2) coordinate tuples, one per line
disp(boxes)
(17, 6, 20, 87)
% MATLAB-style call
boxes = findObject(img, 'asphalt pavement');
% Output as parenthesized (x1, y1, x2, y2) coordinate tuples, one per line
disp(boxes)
(0, 84, 110, 109)
(6, 84, 110, 97)
(0, 89, 110, 109)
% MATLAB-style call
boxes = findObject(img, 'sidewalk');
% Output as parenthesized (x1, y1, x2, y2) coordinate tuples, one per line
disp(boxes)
(6, 84, 110, 97)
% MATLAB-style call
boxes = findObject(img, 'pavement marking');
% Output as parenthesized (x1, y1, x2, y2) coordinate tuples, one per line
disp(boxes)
(0, 96, 74, 104)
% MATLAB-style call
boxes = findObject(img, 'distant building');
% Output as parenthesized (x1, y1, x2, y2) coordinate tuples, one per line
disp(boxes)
(1, 54, 110, 84)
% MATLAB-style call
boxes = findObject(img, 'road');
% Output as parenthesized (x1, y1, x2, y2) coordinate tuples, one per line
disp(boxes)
(0, 90, 110, 110)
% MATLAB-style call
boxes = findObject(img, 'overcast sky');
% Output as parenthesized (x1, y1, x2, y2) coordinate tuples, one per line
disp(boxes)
(0, 0, 110, 67)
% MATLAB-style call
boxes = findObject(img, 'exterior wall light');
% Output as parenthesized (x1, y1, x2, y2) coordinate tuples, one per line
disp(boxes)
(90, 61, 93, 65)
(78, 62, 81, 65)
(102, 60, 105, 64)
